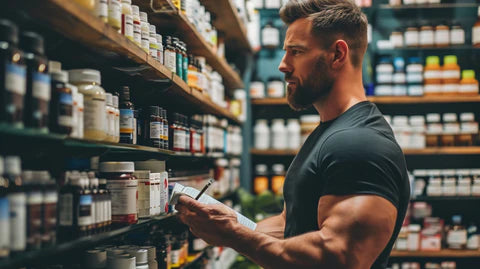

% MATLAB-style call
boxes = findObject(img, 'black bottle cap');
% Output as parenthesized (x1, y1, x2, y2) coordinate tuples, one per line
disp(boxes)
(120, 86, 131, 102)
(20, 31, 45, 55)
(149, 106, 159, 116)
(0, 19, 18, 45)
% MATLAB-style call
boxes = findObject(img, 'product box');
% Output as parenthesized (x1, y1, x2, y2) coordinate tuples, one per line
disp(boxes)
(151, 173, 161, 215)
(160, 171, 169, 214)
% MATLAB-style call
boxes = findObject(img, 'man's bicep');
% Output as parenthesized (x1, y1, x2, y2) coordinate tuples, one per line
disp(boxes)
(317, 195, 397, 268)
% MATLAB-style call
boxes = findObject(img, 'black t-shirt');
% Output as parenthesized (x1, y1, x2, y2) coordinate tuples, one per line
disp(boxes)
(283, 101, 410, 269)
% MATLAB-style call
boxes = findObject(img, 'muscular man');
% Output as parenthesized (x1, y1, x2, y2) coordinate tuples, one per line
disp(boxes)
(175, 1, 410, 268)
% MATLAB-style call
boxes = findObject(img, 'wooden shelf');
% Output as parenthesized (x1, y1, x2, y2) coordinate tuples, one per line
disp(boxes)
(251, 147, 480, 156)
(145, 4, 244, 90)
(251, 96, 480, 106)
(200, 0, 252, 53)
(390, 250, 480, 258)
(250, 149, 298, 156)
(8, 0, 240, 123)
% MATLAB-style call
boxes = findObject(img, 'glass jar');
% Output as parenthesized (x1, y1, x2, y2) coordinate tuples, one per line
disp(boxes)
(20, 31, 50, 132)
(426, 113, 442, 147)
(458, 113, 478, 146)
(99, 161, 137, 225)
(68, 69, 107, 141)
(143, 106, 161, 148)
(49, 64, 72, 135)
(0, 20, 26, 127)
(267, 78, 284, 98)
(118, 86, 134, 144)
(442, 113, 459, 147)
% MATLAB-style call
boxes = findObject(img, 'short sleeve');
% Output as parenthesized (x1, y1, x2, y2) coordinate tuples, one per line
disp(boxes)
(318, 128, 406, 208)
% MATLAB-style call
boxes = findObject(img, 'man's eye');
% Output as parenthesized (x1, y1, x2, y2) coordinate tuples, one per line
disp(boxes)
(291, 50, 302, 55)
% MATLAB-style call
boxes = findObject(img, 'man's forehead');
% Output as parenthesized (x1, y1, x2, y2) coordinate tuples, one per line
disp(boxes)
(285, 18, 314, 45)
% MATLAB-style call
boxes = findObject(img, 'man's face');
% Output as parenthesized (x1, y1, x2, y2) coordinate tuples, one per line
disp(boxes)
(278, 18, 335, 111)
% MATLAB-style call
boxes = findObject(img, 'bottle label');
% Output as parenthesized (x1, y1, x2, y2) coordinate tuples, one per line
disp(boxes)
(419, 31, 434, 45)
(443, 70, 460, 80)
(150, 121, 162, 139)
(32, 72, 51, 101)
(5, 63, 26, 95)
(107, 180, 138, 223)
(95, 0, 108, 18)
(171, 249, 181, 265)
(133, 21, 141, 45)
(262, 28, 280, 47)
(84, 97, 106, 132)
(95, 198, 102, 225)
(451, 29, 465, 44)
(163, 124, 168, 142)
(58, 92, 73, 127)
(165, 50, 177, 73)
(424, 70, 442, 80)
(448, 230, 467, 246)
(142, 37, 150, 52)
(405, 31, 419, 46)
(459, 84, 479, 93)
(59, 193, 73, 226)
(108, 109, 115, 137)
(120, 108, 134, 137)
(0, 197, 9, 250)
(42, 192, 57, 244)
(122, 14, 134, 40)
(174, 129, 184, 150)
(108, 0, 121, 28)
(435, 30, 449, 45)
(149, 41, 158, 58)
(8, 192, 27, 251)
(77, 195, 92, 226)
(473, 26, 480, 45)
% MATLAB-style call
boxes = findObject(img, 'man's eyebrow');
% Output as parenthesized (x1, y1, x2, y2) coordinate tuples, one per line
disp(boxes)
(283, 44, 308, 50)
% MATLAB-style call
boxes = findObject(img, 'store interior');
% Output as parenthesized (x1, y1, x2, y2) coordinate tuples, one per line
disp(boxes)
(0, 0, 480, 268)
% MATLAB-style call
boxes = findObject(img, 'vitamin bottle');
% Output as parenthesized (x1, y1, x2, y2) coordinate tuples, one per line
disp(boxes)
(253, 164, 269, 194)
(70, 84, 79, 138)
(112, 95, 120, 142)
(423, 56, 442, 96)
(271, 164, 286, 195)
(162, 108, 168, 150)
(0, 156, 9, 259)
(131, 5, 141, 47)
(0, 20, 26, 127)
(74, 0, 95, 10)
(49, 62, 73, 135)
(458, 113, 478, 146)
(5, 156, 26, 254)
(41, 173, 57, 247)
(450, 23, 465, 45)
(69, 69, 107, 141)
(119, 86, 135, 144)
(20, 32, 50, 132)
(442, 55, 460, 96)
(419, 24, 434, 48)
(149, 25, 158, 60)
(435, 23, 450, 48)
(95, 0, 108, 23)
(139, 12, 150, 53)
(23, 171, 43, 251)
(156, 34, 164, 65)
(121, 0, 134, 41)
(105, 93, 115, 142)
(181, 42, 188, 82)
(442, 113, 459, 147)
(174, 38, 183, 80)
(187, 55, 198, 90)
(144, 106, 161, 148)
(473, 7, 480, 47)
(77, 93, 84, 139)
(459, 70, 479, 96)
(107, 0, 121, 31)
(426, 113, 442, 147)
(164, 36, 176, 74)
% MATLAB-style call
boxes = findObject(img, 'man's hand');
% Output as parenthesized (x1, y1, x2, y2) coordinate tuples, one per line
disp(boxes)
(175, 195, 239, 246)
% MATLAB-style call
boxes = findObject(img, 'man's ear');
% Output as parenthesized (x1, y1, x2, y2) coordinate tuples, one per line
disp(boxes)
(331, 40, 348, 70)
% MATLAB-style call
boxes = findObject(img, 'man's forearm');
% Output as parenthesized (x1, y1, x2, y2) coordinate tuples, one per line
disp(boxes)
(255, 214, 285, 239)
(229, 224, 349, 269)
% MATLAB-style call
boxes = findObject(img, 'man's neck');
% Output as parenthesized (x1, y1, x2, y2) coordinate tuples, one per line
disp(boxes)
(312, 73, 367, 122)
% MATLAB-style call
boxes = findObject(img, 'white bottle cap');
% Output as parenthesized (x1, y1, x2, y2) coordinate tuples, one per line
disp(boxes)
(68, 69, 101, 85)
(99, 162, 135, 173)
(106, 93, 113, 106)
(5, 156, 21, 176)
(140, 12, 148, 22)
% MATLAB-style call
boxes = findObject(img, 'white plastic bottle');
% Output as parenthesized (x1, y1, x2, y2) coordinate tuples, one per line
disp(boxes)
(121, 0, 134, 41)
(112, 95, 120, 143)
(254, 119, 270, 150)
(139, 12, 150, 53)
(105, 93, 116, 142)
(271, 119, 287, 150)
(287, 119, 301, 150)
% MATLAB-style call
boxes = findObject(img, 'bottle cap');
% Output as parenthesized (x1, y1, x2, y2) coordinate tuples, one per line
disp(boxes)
(443, 113, 457, 123)
(68, 69, 101, 85)
(426, 113, 441, 123)
(0, 19, 18, 45)
(139, 246, 156, 261)
(50, 70, 69, 83)
(272, 164, 285, 174)
(85, 249, 107, 269)
(131, 5, 139, 16)
(149, 24, 156, 34)
(255, 164, 268, 175)
(99, 162, 135, 173)
(460, 113, 475, 122)
(443, 55, 457, 65)
(105, 93, 113, 106)
(462, 70, 475, 80)
(5, 156, 21, 176)
(425, 56, 439, 66)
(127, 249, 148, 264)
(20, 31, 45, 55)
(119, 86, 131, 102)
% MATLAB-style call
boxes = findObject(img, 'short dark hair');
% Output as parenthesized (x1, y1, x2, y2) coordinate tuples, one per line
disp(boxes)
(280, 0, 368, 67)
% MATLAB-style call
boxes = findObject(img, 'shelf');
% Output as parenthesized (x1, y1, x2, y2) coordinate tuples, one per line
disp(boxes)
(0, 214, 175, 269)
(251, 96, 480, 106)
(411, 196, 480, 202)
(390, 250, 480, 258)
(376, 45, 480, 53)
(379, 3, 478, 10)
(200, 0, 252, 53)
(7, 0, 240, 123)
(250, 149, 298, 156)
(145, 4, 244, 90)
(251, 147, 480, 156)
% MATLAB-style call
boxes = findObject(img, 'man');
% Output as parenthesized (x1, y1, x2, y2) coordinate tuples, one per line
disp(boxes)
(175, 0, 410, 268)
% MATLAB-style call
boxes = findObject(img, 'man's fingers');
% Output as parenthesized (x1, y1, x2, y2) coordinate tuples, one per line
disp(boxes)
(178, 195, 209, 216)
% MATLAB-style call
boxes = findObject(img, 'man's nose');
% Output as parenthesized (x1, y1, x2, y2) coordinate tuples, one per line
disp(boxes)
(278, 54, 292, 74)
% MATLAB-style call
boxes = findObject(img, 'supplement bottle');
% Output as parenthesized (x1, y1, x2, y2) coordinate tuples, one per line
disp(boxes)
(423, 56, 442, 96)
(287, 119, 301, 150)
(271, 164, 286, 195)
(187, 55, 198, 90)
(426, 113, 442, 147)
(69, 69, 107, 141)
(100, 162, 138, 225)
(181, 42, 188, 82)
(49, 63, 73, 135)
(139, 12, 150, 53)
(23, 171, 42, 251)
(162, 108, 169, 150)
(271, 119, 287, 150)
(450, 23, 465, 46)
(435, 23, 450, 48)
(0, 20, 26, 127)
(20, 32, 50, 132)
(77, 93, 84, 139)
(253, 164, 269, 195)
(131, 5, 141, 47)
(121, 0, 134, 41)
(473, 7, 480, 47)
(105, 93, 115, 142)
(70, 84, 79, 138)
(459, 70, 479, 96)
(41, 173, 57, 247)
(112, 95, 120, 142)
(95, 0, 108, 22)
(144, 106, 161, 148)
(164, 36, 177, 74)
(5, 156, 26, 254)
(174, 38, 183, 79)
(442, 55, 460, 95)
(0, 157, 9, 258)
(458, 113, 478, 146)
(419, 24, 434, 47)
(119, 86, 135, 144)
(107, 0, 122, 31)
(442, 113, 459, 147)
(261, 22, 280, 48)
(149, 25, 158, 60)
(404, 26, 419, 47)
(156, 34, 164, 65)
(254, 119, 270, 150)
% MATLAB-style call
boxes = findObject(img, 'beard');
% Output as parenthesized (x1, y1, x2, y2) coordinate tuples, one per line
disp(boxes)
(286, 56, 334, 111)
